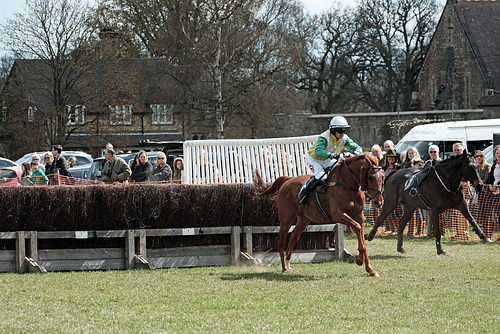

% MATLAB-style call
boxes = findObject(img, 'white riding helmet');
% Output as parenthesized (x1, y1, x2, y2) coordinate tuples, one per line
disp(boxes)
(329, 115, 350, 129)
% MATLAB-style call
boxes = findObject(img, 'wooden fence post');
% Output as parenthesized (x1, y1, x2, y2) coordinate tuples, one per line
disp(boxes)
(334, 224, 345, 261)
(125, 230, 135, 269)
(243, 226, 253, 256)
(16, 231, 26, 273)
(230, 226, 241, 265)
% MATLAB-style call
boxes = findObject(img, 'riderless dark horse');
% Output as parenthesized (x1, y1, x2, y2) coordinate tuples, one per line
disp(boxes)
(365, 151, 492, 255)
(254, 154, 384, 277)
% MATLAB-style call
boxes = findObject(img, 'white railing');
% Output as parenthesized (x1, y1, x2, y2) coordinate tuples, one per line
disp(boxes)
(183, 135, 317, 184)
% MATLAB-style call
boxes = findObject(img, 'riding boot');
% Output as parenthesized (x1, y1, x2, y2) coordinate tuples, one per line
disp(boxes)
(298, 177, 322, 205)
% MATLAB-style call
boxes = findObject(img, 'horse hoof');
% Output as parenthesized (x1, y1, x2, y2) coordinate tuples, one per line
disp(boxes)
(397, 248, 406, 254)
(364, 233, 372, 241)
(482, 238, 493, 243)
(370, 272, 380, 278)
(438, 252, 448, 256)
(355, 258, 363, 266)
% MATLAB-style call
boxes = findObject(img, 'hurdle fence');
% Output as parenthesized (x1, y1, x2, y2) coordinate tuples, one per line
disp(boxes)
(0, 224, 346, 274)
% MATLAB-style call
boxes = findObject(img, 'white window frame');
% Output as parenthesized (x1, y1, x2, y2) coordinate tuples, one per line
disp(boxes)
(66, 105, 85, 125)
(28, 106, 37, 122)
(151, 104, 173, 125)
(109, 105, 132, 125)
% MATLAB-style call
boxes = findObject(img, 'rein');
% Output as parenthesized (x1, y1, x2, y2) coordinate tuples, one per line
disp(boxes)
(433, 165, 461, 194)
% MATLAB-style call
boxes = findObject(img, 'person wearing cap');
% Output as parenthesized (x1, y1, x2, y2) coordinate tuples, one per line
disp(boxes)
(298, 115, 362, 204)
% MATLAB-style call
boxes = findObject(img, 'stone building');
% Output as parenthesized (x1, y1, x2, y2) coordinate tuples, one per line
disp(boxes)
(416, 0, 500, 111)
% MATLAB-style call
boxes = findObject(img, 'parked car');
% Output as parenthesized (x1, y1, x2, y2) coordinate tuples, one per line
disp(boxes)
(88, 152, 161, 181)
(0, 157, 20, 168)
(69, 163, 92, 179)
(0, 166, 23, 186)
(16, 151, 93, 166)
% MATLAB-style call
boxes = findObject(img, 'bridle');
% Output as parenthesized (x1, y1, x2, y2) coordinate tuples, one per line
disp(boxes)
(330, 159, 384, 200)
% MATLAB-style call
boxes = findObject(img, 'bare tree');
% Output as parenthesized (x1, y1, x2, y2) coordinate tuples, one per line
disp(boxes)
(298, 6, 367, 114)
(1, 0, 98, 147)
(355, 0, 439, 111)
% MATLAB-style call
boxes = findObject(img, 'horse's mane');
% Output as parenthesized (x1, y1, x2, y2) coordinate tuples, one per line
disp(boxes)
(437, 152, 472, 167)
(341, 152, 378, 166)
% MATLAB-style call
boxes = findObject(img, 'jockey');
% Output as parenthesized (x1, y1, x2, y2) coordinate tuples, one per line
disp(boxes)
(298, 115, 363, 204)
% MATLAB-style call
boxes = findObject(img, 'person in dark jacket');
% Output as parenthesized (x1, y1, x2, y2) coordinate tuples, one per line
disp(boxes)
(130, 150, 153, 183)
(149, 152, 172, 182)
(50, 145, 71, 177)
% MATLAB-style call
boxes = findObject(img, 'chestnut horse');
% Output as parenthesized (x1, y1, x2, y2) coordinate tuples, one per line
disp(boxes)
(254, 154, 384, 277)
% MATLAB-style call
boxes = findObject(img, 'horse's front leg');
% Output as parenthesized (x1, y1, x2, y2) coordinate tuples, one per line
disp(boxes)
(430, 210, 446, 255)
(455, 200, 492, 243)
(344, 212, 378, 278)
(365, 202, 396, 241)
(397, 206, 416, 254)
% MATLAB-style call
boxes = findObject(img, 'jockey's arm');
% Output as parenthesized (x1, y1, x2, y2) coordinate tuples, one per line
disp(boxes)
(344, 136, 363, 155)
(314, 136, 335, 159)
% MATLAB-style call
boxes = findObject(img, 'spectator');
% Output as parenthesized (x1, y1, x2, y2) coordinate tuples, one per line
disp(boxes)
(130, 150, 154, 183)
(482, 145, 500, 240)
(474, 149, 491, 183)
(383, 149, 399, 177)
(173, 157, 184, 183)
(380, 140, 400, 167)
(30, 161, 49, 185)
(400, 146, 423, 169)
(50, 145, 71, 177)
(102, 148, 132, 183)
(371, 144, 383, 163)
(19, 162, 33, 186)
(44, 152, 54, 175)
(448, 142, 470, 240)
(427, 144, 441, 162)
(31, 153, 44, 173)
(149, 152, 172, 182)
(67, 156, 76, 168)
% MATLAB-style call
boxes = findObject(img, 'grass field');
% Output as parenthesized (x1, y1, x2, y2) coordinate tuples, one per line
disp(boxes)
(0, 235, 498, 333)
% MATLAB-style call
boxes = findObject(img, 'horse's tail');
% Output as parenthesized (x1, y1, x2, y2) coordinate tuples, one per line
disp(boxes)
(253, 169, 291, 198)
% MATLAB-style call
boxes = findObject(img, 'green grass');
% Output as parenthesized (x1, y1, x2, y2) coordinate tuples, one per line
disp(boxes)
(0, 236, 498, 333)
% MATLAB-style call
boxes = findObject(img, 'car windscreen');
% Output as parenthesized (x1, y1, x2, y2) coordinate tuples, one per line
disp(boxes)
(0, 170, 17, 179)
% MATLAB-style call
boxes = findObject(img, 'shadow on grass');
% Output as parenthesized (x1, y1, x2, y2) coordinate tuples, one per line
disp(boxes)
(219, 271, 320, 282)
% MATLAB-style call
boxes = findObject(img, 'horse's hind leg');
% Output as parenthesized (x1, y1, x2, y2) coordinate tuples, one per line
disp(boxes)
(276, 212, 295, 273)
(397, 206, 416, 254)
(283, 214, 309, 272)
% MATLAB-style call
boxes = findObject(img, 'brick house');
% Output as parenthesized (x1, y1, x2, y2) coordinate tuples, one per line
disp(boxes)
(416, 0, 500, 112)
(0, 58, 220, 158)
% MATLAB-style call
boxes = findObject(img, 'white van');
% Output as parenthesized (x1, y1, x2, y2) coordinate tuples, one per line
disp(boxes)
(394, 119, 500, 160)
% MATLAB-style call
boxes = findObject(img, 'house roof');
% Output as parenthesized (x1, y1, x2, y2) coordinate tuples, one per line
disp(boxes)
(7, 58, 191, 113)
(453, 1, 500, 90)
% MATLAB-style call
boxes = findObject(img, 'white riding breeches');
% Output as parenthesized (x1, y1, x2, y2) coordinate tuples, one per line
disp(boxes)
(305, 155, 337, 180)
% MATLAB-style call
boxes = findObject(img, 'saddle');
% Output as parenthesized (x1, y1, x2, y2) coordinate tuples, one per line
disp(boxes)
(403, 160, 437, 208)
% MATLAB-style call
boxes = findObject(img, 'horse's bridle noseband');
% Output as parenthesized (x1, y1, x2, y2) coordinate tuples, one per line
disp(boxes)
(334, 162, 383, 200)
(363, 166, 384, 200)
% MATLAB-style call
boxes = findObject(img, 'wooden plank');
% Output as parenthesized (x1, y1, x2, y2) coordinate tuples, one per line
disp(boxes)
(0, 250, 15, 261)
(36, 230, 127, 239)
(148, 245, 230, 257)
(250, 224, 337, 234)
(145, 227, 233, 237)
(16, 231, 26, 273)
(0, 261, 16, 273)
(0, 232, 18, 239)
(41, 259, 126, 271)
(150, 255, 231, 268)
(38, 248, 124, 260)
